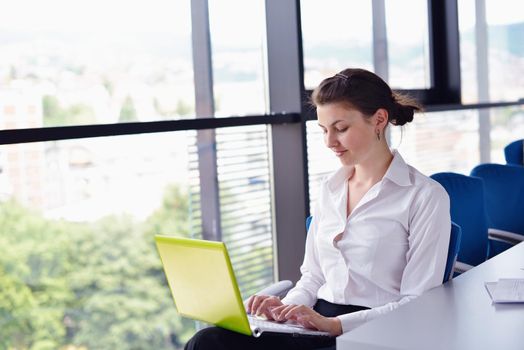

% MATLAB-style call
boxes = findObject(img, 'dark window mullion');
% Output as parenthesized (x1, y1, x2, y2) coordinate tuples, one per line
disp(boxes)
(428, 0, 461, 104)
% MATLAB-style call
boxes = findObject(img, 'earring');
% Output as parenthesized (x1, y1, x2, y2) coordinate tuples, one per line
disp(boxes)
(376, 129, 381, 141)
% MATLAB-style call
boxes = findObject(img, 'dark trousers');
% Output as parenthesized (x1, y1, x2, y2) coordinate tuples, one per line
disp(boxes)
(184, 299, 369, 350)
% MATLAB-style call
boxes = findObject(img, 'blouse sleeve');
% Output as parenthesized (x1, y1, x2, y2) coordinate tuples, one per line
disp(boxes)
(281, 204, 326, 307)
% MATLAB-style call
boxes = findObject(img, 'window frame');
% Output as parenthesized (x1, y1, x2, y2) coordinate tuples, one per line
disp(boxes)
(2, 0, 524, 286)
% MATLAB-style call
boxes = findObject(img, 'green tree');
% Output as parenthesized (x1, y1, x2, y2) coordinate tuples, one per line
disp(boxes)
(0, 265, 35, 349)
(64, 214, 184, 349)
(0, 182, 196, 349)
(42, 95, 62, 124)
(175, 100, 193, 118)
(153, 98, 194, 119)
(66, 184, 195, 348)
(0, 200, 76, 349)
(144, 184, 191, 237)
(102, 77, 114, 96)
(42, 95, 96, 126)
(119, 95, 138, 122)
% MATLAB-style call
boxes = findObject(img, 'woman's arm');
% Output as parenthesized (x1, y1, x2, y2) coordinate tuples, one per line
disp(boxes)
(281, 214, 326, 307)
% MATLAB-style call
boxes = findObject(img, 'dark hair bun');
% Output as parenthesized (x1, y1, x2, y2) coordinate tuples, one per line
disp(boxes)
(391, 103, 415, 126)
(390, 92, 422, 126)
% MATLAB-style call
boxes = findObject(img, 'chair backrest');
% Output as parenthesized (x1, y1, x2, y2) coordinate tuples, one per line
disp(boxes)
(307, 216, 462, 283)
(443, 222, 462, 283)
(430, 172, 489, 266)
(504, 139, 523, 166)
(306, 215, 313, 231)
(470, 163, 524, 256)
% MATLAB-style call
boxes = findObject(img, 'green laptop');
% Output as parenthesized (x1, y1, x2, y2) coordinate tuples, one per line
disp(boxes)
(154, 235, 330, 338)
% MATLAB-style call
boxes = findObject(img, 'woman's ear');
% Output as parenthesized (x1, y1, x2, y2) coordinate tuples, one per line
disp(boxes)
(374, 108, 389, 128)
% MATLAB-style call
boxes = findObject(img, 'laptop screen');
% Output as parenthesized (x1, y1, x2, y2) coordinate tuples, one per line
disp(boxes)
(155, 235, 252, 336)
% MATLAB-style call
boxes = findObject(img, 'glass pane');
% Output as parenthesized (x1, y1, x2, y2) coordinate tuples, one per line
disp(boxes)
(385, 0, 431, 89)
(490, 106, 524, 163)
(458, 0, 478, 103)
(306, 120, 340, 212)
(459, 0, 524, 103)
(209, 0, 268, 116)
(216, 125, 274, 298)
(0, 131, 200, 348)
(389, 111, 480, 175)
(0, 0, 194, 128)
(301, 0, 374, 89)
(486, 0, 524, 101)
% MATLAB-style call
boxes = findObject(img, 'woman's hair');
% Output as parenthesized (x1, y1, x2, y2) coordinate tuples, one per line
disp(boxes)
(311, 68, 423, 126)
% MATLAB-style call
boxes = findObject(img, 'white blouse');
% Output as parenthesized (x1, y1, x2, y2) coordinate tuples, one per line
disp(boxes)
(282, 151, 451, 332)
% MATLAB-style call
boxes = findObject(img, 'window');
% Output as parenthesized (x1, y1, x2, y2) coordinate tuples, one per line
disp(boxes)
(216, 125, 274, 298)
(490, 106, 524, 163)
(0, 131, 199, 348)
(485, 0, 524, 101)
(389, 110, 480, 175)
(458, 0, 478, 103)
(209, 0, 268, 116)
(301, 0, 374, 89)
(0, 0, 194, 127)
(458, 0, 524, 103)
(385, 0, 431, 89)
(1, 0, 522, 347)
(389, 106, 524, 175)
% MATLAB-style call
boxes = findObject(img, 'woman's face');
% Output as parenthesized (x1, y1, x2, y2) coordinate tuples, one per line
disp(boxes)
(317, 102, 377, 166)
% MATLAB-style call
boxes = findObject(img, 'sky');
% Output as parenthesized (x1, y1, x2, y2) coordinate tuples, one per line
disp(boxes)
(0, 0, 192, 35)
(459, 0, 524, 28)
(0, 0, 521, 44)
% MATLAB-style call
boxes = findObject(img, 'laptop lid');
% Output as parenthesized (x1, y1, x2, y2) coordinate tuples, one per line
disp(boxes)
(154, 235, 252, 336)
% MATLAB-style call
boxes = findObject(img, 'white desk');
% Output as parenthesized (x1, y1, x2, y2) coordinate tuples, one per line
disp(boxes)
(337, 242, 524, 350)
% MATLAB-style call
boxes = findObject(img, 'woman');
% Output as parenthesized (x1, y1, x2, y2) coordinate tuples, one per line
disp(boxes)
(185, 68, 451, 350)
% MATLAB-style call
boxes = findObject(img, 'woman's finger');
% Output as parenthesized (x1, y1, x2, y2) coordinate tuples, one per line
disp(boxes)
(256, 297, 281, 318)
(271, 304, 296, 321)
(245, 295, 255, 313)
(250, 295, 267, 315)
(283, 304, 308, 319)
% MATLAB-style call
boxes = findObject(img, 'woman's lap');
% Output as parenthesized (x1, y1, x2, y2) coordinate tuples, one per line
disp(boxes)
(184, 326, 335, 350)
(183, 299, 366, 350)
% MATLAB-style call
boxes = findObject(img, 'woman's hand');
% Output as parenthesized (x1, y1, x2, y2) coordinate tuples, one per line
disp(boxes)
(270, 304, 343, 336)
(245, 295, 283, 320)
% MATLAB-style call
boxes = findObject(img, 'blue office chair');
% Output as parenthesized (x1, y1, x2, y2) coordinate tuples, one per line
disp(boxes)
(444, 222, 462, 283)
(256, 216, 462, 298)
(430, 172, 490, 272)
(306, 215, 313, 232)
(504, 139, 523, 166)
(470, 163, 524, 256)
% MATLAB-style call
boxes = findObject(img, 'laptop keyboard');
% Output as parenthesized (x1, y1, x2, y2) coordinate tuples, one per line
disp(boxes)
(248, 315, 305, 331)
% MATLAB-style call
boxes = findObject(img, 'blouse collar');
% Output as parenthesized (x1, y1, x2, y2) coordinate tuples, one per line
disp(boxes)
(325, 150, 412, 194)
